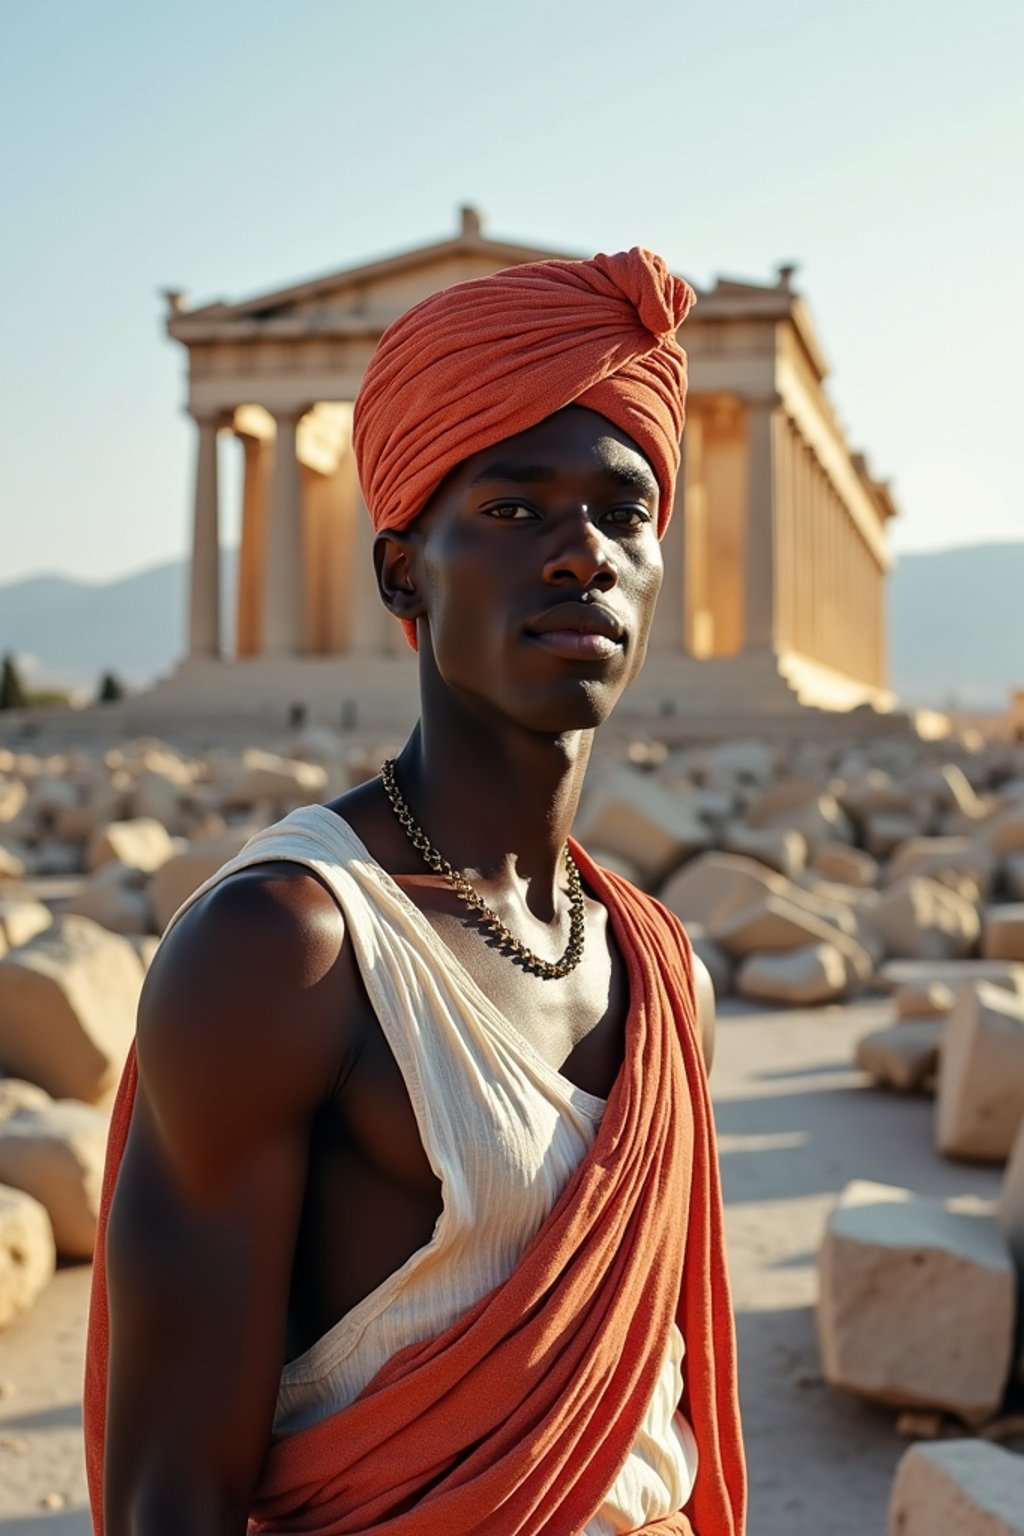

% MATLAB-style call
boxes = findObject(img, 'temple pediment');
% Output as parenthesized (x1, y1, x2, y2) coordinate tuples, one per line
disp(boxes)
(168, 208, 576, 340)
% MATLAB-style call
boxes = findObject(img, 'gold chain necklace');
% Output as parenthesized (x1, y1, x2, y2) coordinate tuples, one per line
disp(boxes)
(379, 758, 586, 980)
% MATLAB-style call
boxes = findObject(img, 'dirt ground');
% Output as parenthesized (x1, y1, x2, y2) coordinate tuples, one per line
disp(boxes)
(0, 997, 1007, 1534)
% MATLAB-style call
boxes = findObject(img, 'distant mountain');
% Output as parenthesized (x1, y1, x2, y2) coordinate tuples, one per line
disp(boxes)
(0, 542, 1020, 710)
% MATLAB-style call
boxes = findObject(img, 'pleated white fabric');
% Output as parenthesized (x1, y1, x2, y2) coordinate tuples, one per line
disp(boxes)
(164, 804, 699, 1533)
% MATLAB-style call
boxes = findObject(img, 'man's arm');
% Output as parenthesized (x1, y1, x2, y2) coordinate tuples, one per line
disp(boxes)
(693, 953, 716, 1074)
(103, 864, 351, 1536)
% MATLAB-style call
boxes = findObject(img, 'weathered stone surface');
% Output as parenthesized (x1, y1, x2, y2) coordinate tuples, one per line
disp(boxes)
(701, 739, 777, 785)
(722, 824, 807, 878)
(0, 1099, 108, 1259)
(737, 942, 852, 1006)
(0, 845, 26, 882)
(984, 905, 1024, 962)
(889, 1441, 1024, 1536)
(817, 1180, 1014, 1425)
(811, 842, 879, 888)
(838, 770, 917, 823)
(0, 779, 28, 824)
(888, 837, 997, 900)
(895, 980, 956, 1018)
(658, 852, 779, 927)
(0, 1079, 52, 1120)
(863, 811, 927, 860)
(744, 786, 853, 852)
(855, 1019, 944, 1092)
(218, 749, 328, 810)
(710, 894, 873, 983)
(0, 898, 51, 952)
(149, 829, 254, 933)
(574, 770, 709, 882)
(0, 1183, 55, 1329)
(877, 960, 1024, 996)
(936, 982, 1024, 1162)
(86, 816, 176, 876)
(869, 876, 981, 961)
(66, 864, 155, 936)
(30, 840, 82, 877)
(0, 916, 143, 1102)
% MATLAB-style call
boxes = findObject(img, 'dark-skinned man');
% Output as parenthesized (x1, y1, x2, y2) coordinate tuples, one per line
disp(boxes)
(85, 247, 746, 1536)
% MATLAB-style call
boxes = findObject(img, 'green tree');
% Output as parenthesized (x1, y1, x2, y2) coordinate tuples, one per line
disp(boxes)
(0, 654, 27, 711)
(97, 671, 125, 704)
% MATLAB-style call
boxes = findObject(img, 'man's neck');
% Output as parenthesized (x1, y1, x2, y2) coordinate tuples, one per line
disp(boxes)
(395, 710, 593, 924)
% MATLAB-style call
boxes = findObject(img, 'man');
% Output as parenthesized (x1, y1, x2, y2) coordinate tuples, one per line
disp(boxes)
(85, 247, 746, 1534)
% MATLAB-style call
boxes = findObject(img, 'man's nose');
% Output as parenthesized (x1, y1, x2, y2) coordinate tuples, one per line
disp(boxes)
(541, 508, 617, 590)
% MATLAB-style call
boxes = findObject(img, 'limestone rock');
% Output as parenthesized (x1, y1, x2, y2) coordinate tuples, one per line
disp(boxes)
(573, 770, 709, 883)
(895, 980, 956, 1018)
(219, 749, 328, 811)
(737, 942, 851, 1006)
(0, 915, 143, 1102)
(65, 864, 155, 936)
(877, 960, 1024, 996)
(936, 982, 1024, 1162)
(149, 829, 254, 934)
(984, 905, 1024, 962)
(811, 842, 879, 889)
(0, 1099, 108, 1259)
(869, 876, 981, 961)
(817, 1180, 1014, 1425)
(0, 1079, 52, 1120)
(888, 837, 997, 900)
(0, 845, 26, 882)
(838, 769, 917, 824)
(855, 1020, 945, 1092)
(0, 899, 51, 952)
(658, 852, 779, 927)
(0, 1183, 55, 1329)
(30, 840, 82, 877)
(864, 811, 927, 860)
(86, 817, 176, 876)
(722, 824, 807, 878)
(889, 1441, 1024, 1536)
(709, 894, 873, 984)
(701, 739, 777, 786)
(0, 780, 28, 825)
(744, 785, 853, 852)
(1005, 854, 1024, 903)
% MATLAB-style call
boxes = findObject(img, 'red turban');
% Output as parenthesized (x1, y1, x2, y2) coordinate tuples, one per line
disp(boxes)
(352, 247, 695, 645)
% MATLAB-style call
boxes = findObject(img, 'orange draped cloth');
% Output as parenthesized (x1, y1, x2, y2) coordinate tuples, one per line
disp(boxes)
(84, 849, 745, 1535)
(352, 247, 696, 648)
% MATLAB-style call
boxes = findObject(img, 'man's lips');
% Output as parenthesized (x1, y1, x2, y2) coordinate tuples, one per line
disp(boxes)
(524, 602, 626, 661)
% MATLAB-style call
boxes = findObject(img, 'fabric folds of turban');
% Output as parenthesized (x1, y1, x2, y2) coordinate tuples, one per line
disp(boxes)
(353, 245, 695, 550)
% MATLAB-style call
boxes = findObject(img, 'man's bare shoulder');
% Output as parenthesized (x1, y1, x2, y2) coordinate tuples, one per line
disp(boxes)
(136, 863, 354, 1185)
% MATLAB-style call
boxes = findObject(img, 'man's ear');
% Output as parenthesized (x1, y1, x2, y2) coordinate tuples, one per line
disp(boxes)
(373, 529, 427, 624)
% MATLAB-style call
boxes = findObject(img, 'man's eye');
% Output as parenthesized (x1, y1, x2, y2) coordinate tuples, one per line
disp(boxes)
(604, 506, 653, 529)
(484, 502, 535, 521)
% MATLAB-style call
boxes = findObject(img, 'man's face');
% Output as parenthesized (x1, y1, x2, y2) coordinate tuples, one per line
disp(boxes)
(398, 405, 664, 734)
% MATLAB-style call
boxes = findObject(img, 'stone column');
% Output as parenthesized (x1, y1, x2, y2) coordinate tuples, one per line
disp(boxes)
(743, 400, 780, 652)
(187, 412, 223, 658)
(235, 433, 271, 657)
(262, 408, 307, 656)
(650, 454, 686, 652)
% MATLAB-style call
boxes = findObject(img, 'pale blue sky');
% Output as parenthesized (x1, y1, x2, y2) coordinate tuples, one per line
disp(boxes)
(2, 0, 1021, 584)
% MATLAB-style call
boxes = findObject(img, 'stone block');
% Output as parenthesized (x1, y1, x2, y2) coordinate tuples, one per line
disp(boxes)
(0, 915, 143, 1102)
(737, 942, 851, 1006)
(864, 811, 927, 860)
(855, 1019, 945, 1092)
(701, 739, 777, 786)
(0, 845, 26, 882)
(984, 905, 1024, 962)
(0, 1099, 108, 1259)
(709, 894, 874, 984)
(0, 1078, 52, 1120)
(219, 749, 328, 811)
(0, 1183, 55, 1329)
(877, 961, 1024, 996)
(744, 786, 853, 852)
(811, 842, 880, 889)
(818, 1180, 1014, 1425)
(683, 923, 733, 1000)
(65, 866, 155, 937)
(149, 828, 256, 934)
(869, 877, 981, 961)
(889, 1441, 1024, 1535)
(936, 982, 1024, 1162)
(1005, 854, 1024, 902)
(721, 824, 807, 878)
(888, 837, 997, 900)
(838, 769, 918, 823)
(0, 899, 51, 952)
(573, 770, 709, 883)
(658, 852, 780, 927)
(895, 980, 956, 1018)
(0, 779, 28, 824)
(86, 816, 176, 875)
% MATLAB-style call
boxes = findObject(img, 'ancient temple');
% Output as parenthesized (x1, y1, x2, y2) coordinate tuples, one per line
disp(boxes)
(147, 208, 898, 732)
